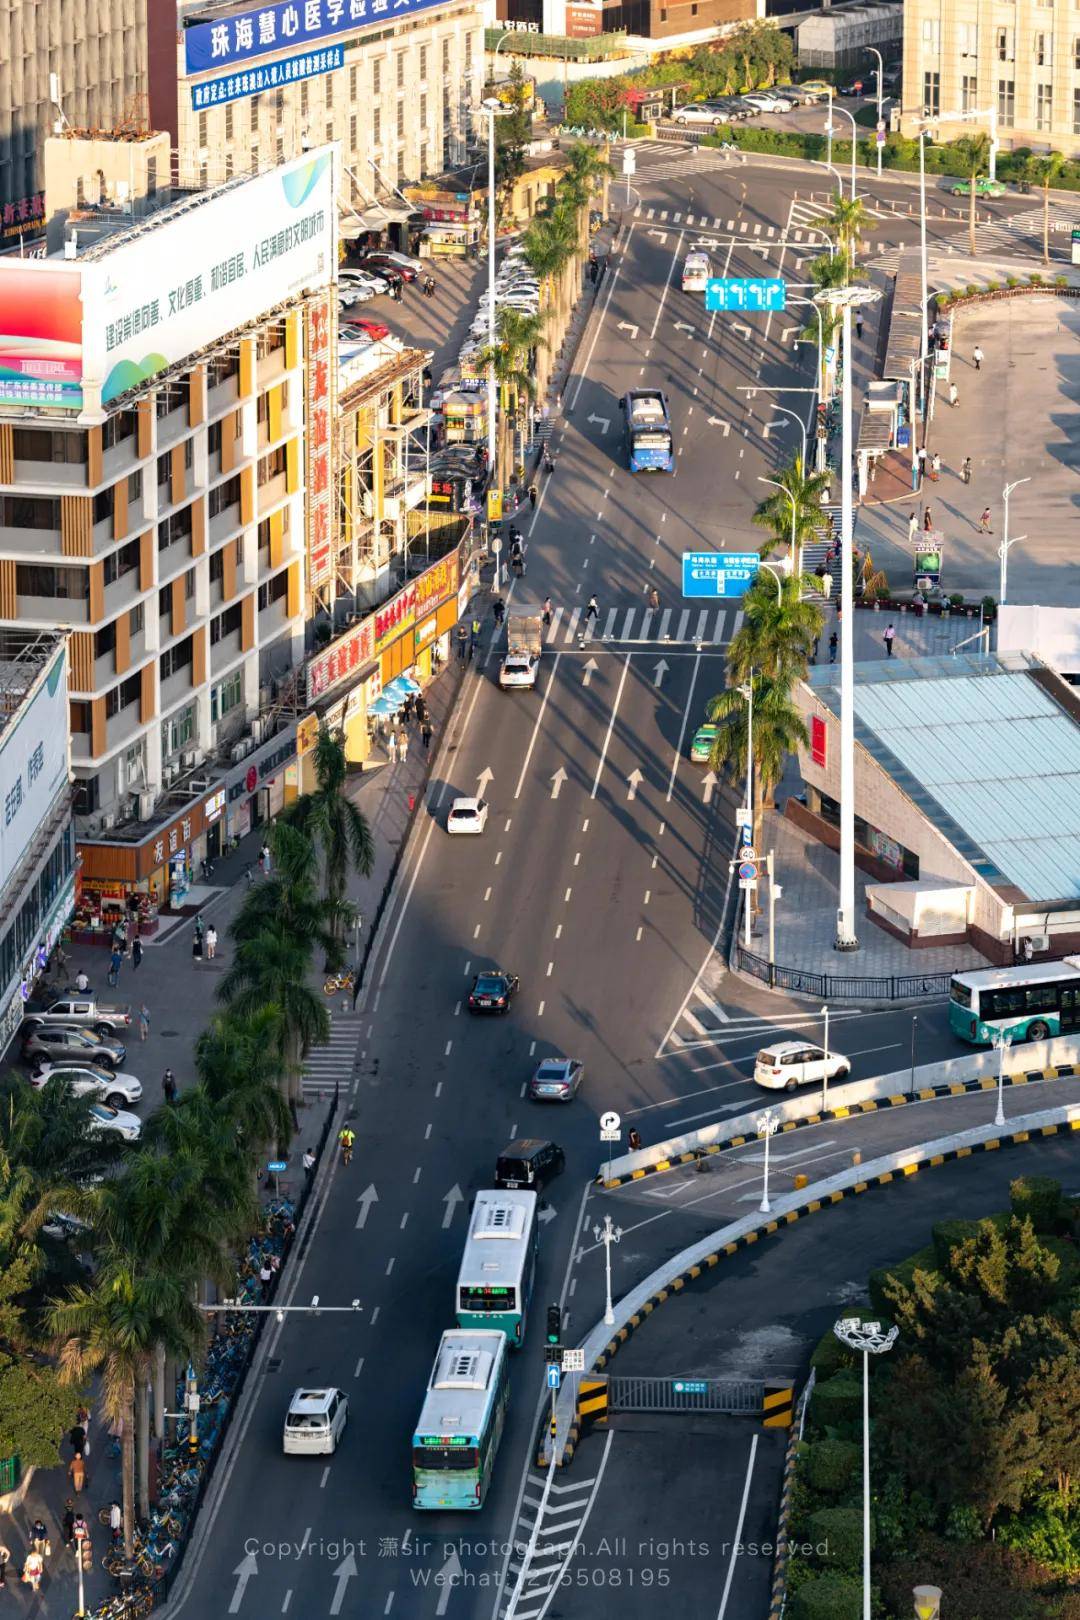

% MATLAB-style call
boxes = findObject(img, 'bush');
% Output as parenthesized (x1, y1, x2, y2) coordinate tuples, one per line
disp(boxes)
(810, 1371, 862, 1435)
(805, 1438, 861, 1498)
(878, 1535, 1056, 1619)
(1010, 1176, 1065, 1233)
(869, 1246, 936, 1318)
(932, 1218, 983, 1268)
(810, 1326, 857, 1378)
(807, 1506, 866, 1574)
(789, 1573, 863, 1620)
(982, 595, 997, 620)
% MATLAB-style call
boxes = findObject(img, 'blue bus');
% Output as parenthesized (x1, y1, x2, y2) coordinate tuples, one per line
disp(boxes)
(949, 959, 1080, 1045)
(411, 1330, 510, 1510)
(621, 389, 675, 473)
(456, 1189, 538, 1347)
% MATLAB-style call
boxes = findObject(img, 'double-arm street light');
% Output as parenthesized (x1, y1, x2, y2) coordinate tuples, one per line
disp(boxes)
(482, 97, 512, 482)
(825, 102, 859, 201)
(815, 283, 882, 951)
(1000, 476, 1030, 604)
(867, 48, 885, 181)
(834, 1318, 898, 1620)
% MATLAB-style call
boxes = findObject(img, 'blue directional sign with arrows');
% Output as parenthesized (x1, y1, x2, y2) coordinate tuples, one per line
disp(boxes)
(682, 551, 760, 598)
(705, 278, 786, 312)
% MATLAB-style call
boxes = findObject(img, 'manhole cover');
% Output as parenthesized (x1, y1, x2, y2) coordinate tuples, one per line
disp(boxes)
(266, 1358, 282, 1373)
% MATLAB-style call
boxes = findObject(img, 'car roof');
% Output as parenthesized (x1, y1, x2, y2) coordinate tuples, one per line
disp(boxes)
(536, 1058, 573, 1073)
(760, 1039, 821, 1058)
(499, 1138, 555, 1156)
(287, 1387, 341, 1412)
(450, 797, 481, 812)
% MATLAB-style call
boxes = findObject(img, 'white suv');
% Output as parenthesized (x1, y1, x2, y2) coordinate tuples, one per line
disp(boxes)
(754, 1040, 851, 1092)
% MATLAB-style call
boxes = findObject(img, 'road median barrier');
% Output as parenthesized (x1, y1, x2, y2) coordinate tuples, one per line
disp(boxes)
(542, 1098, 1080, 1466)
(598, 1036, 1080, 1187)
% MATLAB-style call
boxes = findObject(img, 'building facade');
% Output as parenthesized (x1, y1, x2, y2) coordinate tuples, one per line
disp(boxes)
(900, 0, 1080, 158)
(0, 0, 147, 247)
(0, 633, 76, 1050)
(0, 139, 336, 907)
(149, 0, 485, 202)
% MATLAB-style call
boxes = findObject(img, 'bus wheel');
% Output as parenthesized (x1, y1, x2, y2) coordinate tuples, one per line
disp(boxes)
(1027, 1021, 1049, 1042)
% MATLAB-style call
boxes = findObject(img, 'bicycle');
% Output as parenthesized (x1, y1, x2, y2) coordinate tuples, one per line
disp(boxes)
(324, 967, 356, 996)
(338, 1132, 355, 1166)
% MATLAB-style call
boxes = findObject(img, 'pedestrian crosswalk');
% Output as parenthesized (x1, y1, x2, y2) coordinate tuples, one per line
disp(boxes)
(544, 604, 742, 647)
(300, 1003, 365, 1097)
(499, 1471, 599, 1620)
(869, 205, 1074, 273)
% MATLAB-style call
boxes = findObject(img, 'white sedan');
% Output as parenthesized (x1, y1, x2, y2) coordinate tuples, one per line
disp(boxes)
(754, 1040, 851, 1092)
(673, 104, 727, 127)
(447, 797, 489, 835)
(87, 1101, 143, 1141)
(499, 652, 539, 690)
(30, 1062, 143, 1107)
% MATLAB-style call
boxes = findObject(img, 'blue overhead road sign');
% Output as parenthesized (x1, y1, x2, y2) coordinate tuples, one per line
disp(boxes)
(705, 278, 786, 312)
(682, 551, 760, 598)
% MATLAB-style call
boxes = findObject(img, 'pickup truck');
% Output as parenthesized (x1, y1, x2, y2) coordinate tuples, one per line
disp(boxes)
(22, 996, 133, 1037)
(500, 611, 543, 690)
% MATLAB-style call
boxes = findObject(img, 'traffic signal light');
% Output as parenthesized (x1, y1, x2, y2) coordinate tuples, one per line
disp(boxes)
(546, 1303, 562, 1346)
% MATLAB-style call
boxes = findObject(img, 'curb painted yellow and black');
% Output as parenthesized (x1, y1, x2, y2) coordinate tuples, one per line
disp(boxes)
(598, 1063, 1080, 1190)
(768, 1376, 815, 1620)
(545, 1112, 1080, 1467)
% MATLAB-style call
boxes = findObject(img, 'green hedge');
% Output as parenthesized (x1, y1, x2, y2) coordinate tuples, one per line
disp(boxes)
(868, 1244, 936, 1319)
(1010, 1174, 1065, 1233)
(805, 1438, 861, 1498)
(810, 1371, 862, 1435)
(807, 1506, 866, 1574)
(789, 1573, 863, 1620)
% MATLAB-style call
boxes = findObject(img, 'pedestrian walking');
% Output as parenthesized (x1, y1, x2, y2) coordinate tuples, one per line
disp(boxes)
(205, 926, 217, 960)
(421, 718, 433, 751)
(961, 456, 972, 484)
(194, 913, 204, 943)
(542, 596, 553, 628)
(21, 1550, 43, 1592)
(821, 571, 833, 601)
(260, 842, 271, 876)
(192, 928, 203, 965)
(138, 1003, 150, 1042)
(259, 1259, 274, 1300)
(70, 1422, 86, 1458)
(108, 1503, 121, 1549)
(62, 1501, 75, 1546)
(72, 1513, 87, 1547)
(646, 586, 660, 612)
(585, 594, 599, 626)
(855, 312, 863, 339)
(930, 452, 941, 481)
(471, 616, 481, 651)
(528, 483, 537, 509)
(829, 631, 838, 664)
(907, 512, 918, 545)
(29, 1521, 47, 1557)
(128, 935, 142, 973)
(399, 729, 409, 764)
(916, 445, 927, 481)
(973, 343, 984, 371)
(75, 968, 90, 993)
(388, 730, 398, 764)
(884, 622, 896, 657)
(923, 507, 934, 532)
(979, 506, 993, 533)
(303, 1147, 316, 1181)
(949, 381, 959, 408)
(107, 947, 122, 987)
(457, 623, 468, 663)
(628, 1128, 642, 1153)
(162, 1068, 178, 1106)
(68, 1452, 85, 1493)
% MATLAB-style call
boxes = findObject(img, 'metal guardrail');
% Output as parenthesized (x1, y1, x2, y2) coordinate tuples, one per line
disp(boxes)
(606, 1376, 762, 1414)
(733, 941, 953, 1001)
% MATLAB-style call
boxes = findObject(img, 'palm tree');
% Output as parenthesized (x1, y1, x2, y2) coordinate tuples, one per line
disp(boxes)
(280, 731, 372, 956)
(194, 1008, 294, 1149)
(727, 573, 824, 687)
(232, 819, 348, 970)
(1031, 150, 1064, 263)
(218, 930, 330, 1108)
(472, 305, 547, 487)
(953, 131, 991, 255)
(559, 141, 613, 240)
(812, 191, 871, 270)
(524, 207, 579, 338)
(706, 674, 810, 849)
(752, 451, 831, 575)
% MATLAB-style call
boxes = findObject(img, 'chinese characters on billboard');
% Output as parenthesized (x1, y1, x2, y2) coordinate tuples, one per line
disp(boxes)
(305, 291, 335, 594)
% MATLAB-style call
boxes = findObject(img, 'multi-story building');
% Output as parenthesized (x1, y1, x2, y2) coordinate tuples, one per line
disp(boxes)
(0, 0, 147, 247)
(900, 0, 1080, 158)
(0, 134, 335, 912)
(149, 0, 485, 216)
(0, 631, 76, 1050)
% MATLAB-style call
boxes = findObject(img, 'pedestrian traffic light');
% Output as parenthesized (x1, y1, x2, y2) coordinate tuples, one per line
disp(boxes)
(546, 1304, 562, 1346)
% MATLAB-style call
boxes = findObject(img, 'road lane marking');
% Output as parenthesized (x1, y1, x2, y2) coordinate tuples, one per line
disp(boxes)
(716, 1437, 759, 1620)
(514, 652, 562, 799)
(568, 228, 633, 411)
(650, 229, 685, 340)
(666, 652, 700, 803)
(590, 653, 632, 799)
(320, 1466, 331, 1488)
(354, 1355, 364, 1378)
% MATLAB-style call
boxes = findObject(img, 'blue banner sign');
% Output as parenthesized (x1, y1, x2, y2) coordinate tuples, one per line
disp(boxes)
(682, 551, 760, 598)
(704, 278, 786, 313)
(185, 0, 451, 73)
(673, 1380, 709, 1395)
(192, 44, 344, 107)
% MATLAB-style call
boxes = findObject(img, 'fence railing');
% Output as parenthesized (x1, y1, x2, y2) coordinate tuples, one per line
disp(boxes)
(733, 942, 953, 1002)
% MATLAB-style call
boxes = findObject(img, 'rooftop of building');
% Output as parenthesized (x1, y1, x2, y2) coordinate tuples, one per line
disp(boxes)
(0, 630, 68, 735)
(805, 651, 1080, 903)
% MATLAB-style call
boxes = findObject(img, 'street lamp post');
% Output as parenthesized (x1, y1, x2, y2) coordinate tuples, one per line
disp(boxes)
(758, 477, 797, 560)
(992, 1031, 1010, 1128)
(739, 674, 754, 947)
(1000, 476, 1030, 605)
(909, 1013, 918, 1099)
(757, 1108, 779, 1213)
(815, 284, 882, 951)
(481, 98, 511, 488)
(868, 48, 885, 181)
(826, 103, 859, 201)
(821, 1003, 830, 1111)
(833, 1317, 899, 1620)
(766, 851, 780, 965)
(593, 1215, 623, 1327)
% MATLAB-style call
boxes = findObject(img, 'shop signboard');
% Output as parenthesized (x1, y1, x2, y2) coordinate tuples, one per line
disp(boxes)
(373, 552, 460, 654)
(185, 0, 456, 73)
(204, 788, 227, 822)
(191, 45, 345, 108)
(0, 643, 70, 894)
(403, 188, 474, 224)
(305, 289, 336, 592)
(297, 713, 321, 756)
(810, 714, 827, 769)
(307, 614, 376, 704)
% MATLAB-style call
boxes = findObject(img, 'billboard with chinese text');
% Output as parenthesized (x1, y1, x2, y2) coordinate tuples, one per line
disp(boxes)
(305, 291, 335, 596)
(185, 0, 455, 74)
(0, 644, 70, 893)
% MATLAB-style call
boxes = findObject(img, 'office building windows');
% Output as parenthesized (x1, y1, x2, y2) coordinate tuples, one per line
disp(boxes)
(922, 71, 940, 116)
(998, 77, 1016, 121)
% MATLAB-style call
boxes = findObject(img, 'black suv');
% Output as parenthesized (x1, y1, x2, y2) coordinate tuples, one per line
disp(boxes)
(494, 1139, 565, 1192)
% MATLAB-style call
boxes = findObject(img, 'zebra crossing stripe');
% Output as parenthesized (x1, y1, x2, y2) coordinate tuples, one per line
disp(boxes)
(675, 608, 689, 640)
(695, 609, 709, 641)
(602, 607, 618, 639)
(656, 607, 671, 639)
(621, 606, 635, 639)
(726, 218, 734, 230)
(547, 606, 564, 642)
(563, 608, 580, 643)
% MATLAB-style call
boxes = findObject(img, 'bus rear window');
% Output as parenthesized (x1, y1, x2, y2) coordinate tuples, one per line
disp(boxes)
(413, 1445, 478, 1471)
(949, 979, 972, 1008)
(634, 432, 672, 447)
(459, 1286, 515, 1313)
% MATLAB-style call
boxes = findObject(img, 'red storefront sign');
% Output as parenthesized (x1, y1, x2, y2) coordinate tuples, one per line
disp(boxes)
(305, 293, 335, 593)
(307, 615, 376, 704)
(565, 3, 602, 36)
(374, 553, 459, 654)
(811, 714, 827, 769)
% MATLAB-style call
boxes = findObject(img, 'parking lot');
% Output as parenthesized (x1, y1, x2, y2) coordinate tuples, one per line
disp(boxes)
(338, 247, 487, 381)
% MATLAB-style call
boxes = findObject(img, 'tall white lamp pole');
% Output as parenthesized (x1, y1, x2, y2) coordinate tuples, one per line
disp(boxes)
(593, 1215, 623, 1328)
(757, 1108, 779, 1213)
(482, 97, 510, 483)
(834, 1317, 898, 1620)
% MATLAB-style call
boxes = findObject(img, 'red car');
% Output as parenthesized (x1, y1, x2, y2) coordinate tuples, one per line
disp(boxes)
(361, 253, 417, 283)
(351, 318, 389, 340)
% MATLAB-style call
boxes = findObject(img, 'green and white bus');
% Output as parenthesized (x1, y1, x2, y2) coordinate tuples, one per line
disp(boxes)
(456, 1189, 538, 1347)
(949, 959, 1080, 1045)
(411, 1329, 510, 1511)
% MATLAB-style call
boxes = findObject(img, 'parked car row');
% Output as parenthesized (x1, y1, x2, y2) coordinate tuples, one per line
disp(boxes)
(460, 242, 541, 370)
(17, 993, 145, 1140)
(336, 249, 424, 314)
(672, 91, 799, 126)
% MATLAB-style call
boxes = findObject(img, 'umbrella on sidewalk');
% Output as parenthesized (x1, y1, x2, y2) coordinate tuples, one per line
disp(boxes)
(385, 675, 421, 696)
(368, 693, 403, 717)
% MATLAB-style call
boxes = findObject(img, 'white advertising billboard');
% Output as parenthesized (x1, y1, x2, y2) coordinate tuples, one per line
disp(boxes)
(0, 643, 70, 893)
(0, 148, 335, 413)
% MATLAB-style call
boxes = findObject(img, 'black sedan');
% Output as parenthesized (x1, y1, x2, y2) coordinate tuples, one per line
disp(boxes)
(467, 971, 519, 1014)
(21, 1023, 127, 1069)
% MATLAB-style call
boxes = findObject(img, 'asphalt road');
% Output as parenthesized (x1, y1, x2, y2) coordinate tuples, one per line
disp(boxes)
(161, 155, 1062, 1620)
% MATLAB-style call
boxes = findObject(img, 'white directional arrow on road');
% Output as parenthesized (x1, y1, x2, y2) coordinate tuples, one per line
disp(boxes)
(707, 417, 731, 436)
(476, 766, 494, 795)
(673, 321, 694, 334)
(782, 325, 799, 345)
(229, 1553, 258, 1614)
(653, 658, 669, 687)
(355, 1184, 379, 1230)
(582, 658, 599, 687)
(587, 413, 610, 434)
(550, 766, 568, 800)
(442, 1185, 464, 1229)
(330, 1554, 358, 1617)
(627, 768, 644, 801)
(617, 321, 639, 340)
(538, 1204, 557, 1225)
(733, 321, 752, 340)
(695, 238, 721, 249)
(436, 1550, 463, 1618)
(702, 770, 719, 805)
(647, 228, 668, 242)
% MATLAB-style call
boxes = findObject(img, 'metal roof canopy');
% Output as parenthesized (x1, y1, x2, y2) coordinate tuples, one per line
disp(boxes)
(807, 653, 1080, 902)
(881, 265, 925, 382)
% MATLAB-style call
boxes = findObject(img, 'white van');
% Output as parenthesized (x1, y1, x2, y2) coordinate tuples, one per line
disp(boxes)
(282, 1387, 349, 1455)
(681, 251, 712, 293)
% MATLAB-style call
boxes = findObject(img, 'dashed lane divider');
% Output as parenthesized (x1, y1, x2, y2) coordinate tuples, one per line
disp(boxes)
(550, 1108, 1080, 1466)
(598, 1063, 1080, 1189)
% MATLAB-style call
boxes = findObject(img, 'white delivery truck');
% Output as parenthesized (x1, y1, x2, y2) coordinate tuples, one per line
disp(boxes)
(499, 610, 543, 690)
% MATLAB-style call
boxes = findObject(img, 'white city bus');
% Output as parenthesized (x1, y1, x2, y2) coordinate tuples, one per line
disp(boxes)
(411, 1329, 510, 1510)
(949, 958, 1080, 1045)
(455, 1188, 538, 1347)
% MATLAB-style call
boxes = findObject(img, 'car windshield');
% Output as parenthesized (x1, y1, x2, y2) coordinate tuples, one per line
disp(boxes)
(536, 1061, 567, 1079)
(475, 976, 505, 994)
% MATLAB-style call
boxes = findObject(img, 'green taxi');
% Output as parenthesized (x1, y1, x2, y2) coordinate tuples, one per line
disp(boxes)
(690, 723, 718, 765)
(949, 176, 1006, 198)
